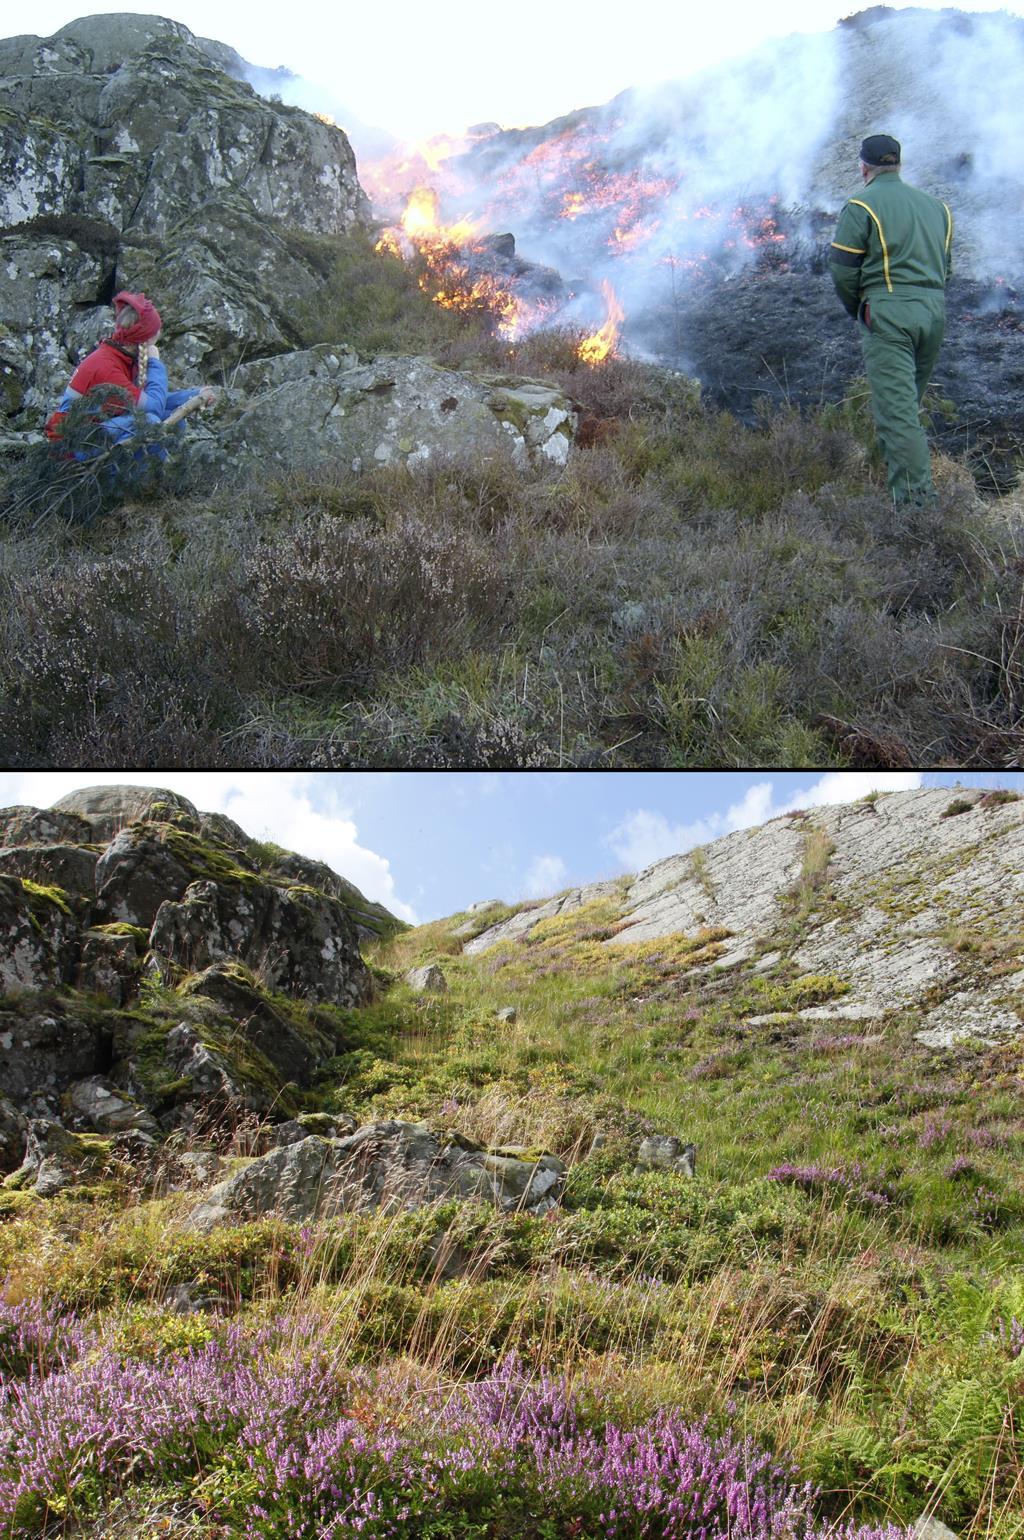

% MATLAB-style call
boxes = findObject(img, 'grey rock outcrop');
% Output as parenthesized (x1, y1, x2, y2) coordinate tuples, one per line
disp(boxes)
(95, 827, 195, 928)
(217, 348, 576, 475)
(0, 785, 395, 1132)
(912, 1521, 958, 1540)
(0, 877, 80, 992)
(250, 851, 403, 943)
(152, 880, 370, 1008)
(463, 879, 624, 955)
(465, 788, 1024, 1049)
(53, 785, 200, 842)
(188, 1122, 567, 1231)
(0, 806, 93, 847)
(0, 14, 369, 417)
(636, 1136, 696, 1177)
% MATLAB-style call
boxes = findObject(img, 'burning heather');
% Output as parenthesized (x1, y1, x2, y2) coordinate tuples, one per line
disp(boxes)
(351, 5, 1024, 414)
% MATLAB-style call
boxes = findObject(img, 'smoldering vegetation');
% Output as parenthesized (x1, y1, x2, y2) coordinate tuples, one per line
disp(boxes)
(2, 323, 1023, 770)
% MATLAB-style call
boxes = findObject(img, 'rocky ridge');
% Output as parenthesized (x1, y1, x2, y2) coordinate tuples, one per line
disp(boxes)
(0, 784, 574, 1225)
(0, 784, 389, 1153)
(464, 786, 1024, 1051)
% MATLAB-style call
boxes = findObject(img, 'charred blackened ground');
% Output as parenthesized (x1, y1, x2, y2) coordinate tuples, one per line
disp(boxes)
(662, 265, 1024, 492)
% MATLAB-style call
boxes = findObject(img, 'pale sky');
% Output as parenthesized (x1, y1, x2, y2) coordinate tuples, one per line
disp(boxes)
(12, 0, 1022, 140)
(0, 770, 1018, 927)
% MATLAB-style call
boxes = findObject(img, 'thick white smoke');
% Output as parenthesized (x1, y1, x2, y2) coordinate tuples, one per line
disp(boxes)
(239, 8, 1024, 344)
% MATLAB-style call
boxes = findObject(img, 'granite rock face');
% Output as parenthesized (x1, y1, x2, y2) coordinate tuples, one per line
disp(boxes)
(465, 788, 1024, 1050)
(0, 784, 398, 1167)
(0, 14, 369, 416)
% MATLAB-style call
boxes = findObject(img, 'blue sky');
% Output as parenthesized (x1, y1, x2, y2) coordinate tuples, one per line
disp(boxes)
(17, 0, 1021, 141)
(0, 770, 1020, 926)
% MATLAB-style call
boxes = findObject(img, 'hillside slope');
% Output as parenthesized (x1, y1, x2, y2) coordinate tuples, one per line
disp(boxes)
(0, 785, 1021, 1540)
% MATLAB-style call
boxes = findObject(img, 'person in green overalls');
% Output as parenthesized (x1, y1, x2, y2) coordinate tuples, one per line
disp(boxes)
(829, 134, 954, 505)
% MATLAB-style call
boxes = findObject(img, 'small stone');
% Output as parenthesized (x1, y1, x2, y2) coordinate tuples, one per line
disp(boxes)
(912, 1519, 958, 1540)
(405, 964, 447, 994)
(495, 1006, 517, 1023)
(636, 1135, 696, 1177)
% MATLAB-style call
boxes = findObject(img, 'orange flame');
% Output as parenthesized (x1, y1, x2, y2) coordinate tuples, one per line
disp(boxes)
(578, 280, 624, 365)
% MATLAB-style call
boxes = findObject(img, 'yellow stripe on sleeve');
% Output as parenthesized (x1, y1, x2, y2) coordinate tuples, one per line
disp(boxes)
(848, 199, 892, 292)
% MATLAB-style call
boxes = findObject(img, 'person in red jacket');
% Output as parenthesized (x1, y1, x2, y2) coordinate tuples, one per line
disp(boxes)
(45, 290, 215, 449)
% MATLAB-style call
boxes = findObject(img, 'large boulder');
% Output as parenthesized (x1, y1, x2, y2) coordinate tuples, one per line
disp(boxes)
(218, 348, 577, 474)
(189, 1122, 567, 1230)
(52, 785, 200, 842)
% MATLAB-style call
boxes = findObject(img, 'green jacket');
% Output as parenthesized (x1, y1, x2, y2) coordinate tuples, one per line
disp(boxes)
(829, 171, 953, 318)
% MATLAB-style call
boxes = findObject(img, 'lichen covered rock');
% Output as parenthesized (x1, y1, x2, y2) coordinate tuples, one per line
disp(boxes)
(188, 1122, 567, 1230)
(218, 348, 577, 475)
(0, 876, 80, 992)
(0, 14, 369, 417)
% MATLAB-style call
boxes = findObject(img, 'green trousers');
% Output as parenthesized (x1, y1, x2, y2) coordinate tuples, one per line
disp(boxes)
(860, 288, 945, 503)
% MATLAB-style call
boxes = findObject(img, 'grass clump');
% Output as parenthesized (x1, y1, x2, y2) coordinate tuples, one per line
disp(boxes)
(941, 797, 974, 818)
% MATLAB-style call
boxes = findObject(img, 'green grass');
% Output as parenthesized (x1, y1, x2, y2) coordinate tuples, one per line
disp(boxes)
(3, 845, 1024, 1537)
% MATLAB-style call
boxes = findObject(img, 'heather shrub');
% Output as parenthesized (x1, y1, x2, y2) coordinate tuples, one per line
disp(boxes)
(293, 226, 493, 357)
(227, 511, 513, 694)
(0, 1322, 913, 1540)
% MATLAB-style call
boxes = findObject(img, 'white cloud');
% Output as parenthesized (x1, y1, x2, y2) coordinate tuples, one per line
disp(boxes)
(0, 771, 418, 924)
(523, 854, 569, 898)
(606, 772, 923, 872)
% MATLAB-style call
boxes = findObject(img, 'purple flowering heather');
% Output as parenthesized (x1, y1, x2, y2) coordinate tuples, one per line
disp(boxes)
(766, 1164, 892, 1210)
(0, 1297, 89, 1378)
(0, 1320, 912, 1540)
(997, 1317, 1024, 1359)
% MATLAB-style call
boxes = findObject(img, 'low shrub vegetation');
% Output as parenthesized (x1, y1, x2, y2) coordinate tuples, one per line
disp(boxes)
(3, 900, 1024, 1537)
(2, 297, 1023, 764)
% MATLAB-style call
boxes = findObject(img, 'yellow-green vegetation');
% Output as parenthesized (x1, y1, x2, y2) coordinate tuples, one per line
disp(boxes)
(2, 900, 1023, 1537)
(687, 845, 717, 902)
(19, 879, 73, 915)
(789, 827, 837, 919)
